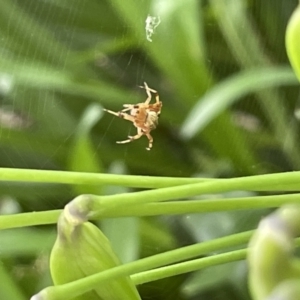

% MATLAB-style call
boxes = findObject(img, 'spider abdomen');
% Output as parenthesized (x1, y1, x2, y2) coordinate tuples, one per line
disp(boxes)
(146, 111, 159, 130)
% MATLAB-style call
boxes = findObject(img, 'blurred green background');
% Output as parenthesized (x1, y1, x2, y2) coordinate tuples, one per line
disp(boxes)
(0, 0, 299, 299)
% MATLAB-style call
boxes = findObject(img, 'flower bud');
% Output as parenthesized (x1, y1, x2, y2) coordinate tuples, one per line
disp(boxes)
(49, 206, 141, 299)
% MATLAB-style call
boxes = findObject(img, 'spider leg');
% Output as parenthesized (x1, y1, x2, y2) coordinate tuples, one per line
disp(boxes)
(121, 105, 134, 112)
(153, 92, 160, 104)
(139, 82, 152, 104)
(145, 83, 160, 104)
(116, 128, 143, 144)
(140, 82, 160, 105)
(120, 107, 131, 112)
(103, 108, 135, 122)
(103, 108, 119, 116)
(145, 132, 153, 151)
(144, 82, 158, 94)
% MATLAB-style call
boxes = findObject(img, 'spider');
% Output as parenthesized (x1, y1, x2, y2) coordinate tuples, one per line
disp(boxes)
(103, 82, 162, 150)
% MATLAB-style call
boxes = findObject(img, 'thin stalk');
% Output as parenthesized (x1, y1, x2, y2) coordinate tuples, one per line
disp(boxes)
(0, 167, 210, 188)
(1, 168, 300, 192)
(101, 193, 300, 217)
(93, 172, 300, 213)
(0, 210, 61, 230)
(131, 249, 247, 285)
(131, 236, 300, 285)
(2, 193, 300, 230)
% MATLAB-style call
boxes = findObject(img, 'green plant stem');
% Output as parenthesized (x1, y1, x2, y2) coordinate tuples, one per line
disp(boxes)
(93, 172, 300, 213)
(2, 168, 300, 192)
(2, 193, 300, 230)
(131, 249, 247, 285)
(2, 169, 300, 231)
(0, 167, 209, 188)
(0, 210, 61, 230)
(132, 237, 300, 285)
(35, 231, 252, 300)
(103, 193, 300, 217)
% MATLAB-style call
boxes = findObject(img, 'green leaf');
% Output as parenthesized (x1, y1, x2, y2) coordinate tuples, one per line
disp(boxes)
(180, 67, 298, 139)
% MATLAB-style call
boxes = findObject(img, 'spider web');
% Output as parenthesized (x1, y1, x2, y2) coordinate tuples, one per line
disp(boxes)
(0, 0, 156, 298)
(0, 0, 153, 181)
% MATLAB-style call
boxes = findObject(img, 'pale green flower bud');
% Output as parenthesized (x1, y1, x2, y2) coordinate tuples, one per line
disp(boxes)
(286, 5, 300, 81)
(248, 205, 300, 300)
(48, 198, 141, 300)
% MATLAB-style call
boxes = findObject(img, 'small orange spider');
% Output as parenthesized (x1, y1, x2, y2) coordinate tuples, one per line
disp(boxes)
(103, 82, 162, 150)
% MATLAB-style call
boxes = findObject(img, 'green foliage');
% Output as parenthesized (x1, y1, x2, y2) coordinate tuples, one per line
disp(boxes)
(0, 0, 300, 299)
